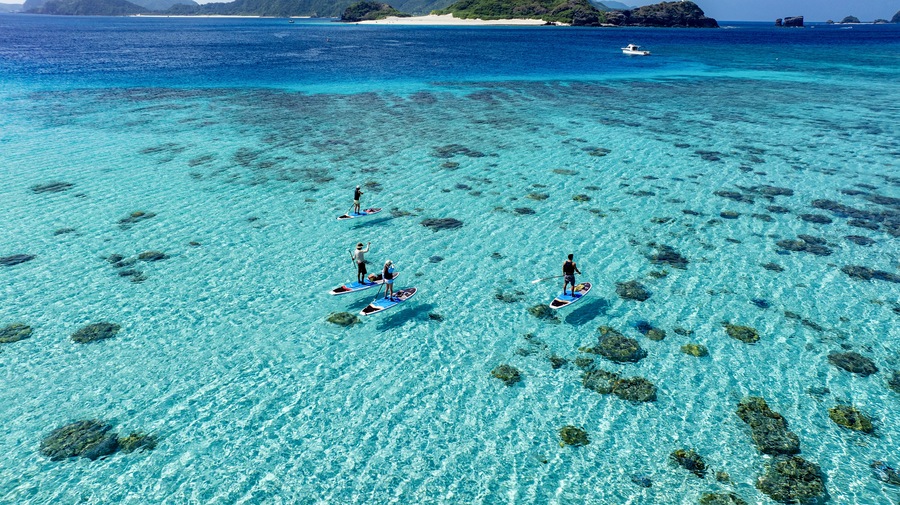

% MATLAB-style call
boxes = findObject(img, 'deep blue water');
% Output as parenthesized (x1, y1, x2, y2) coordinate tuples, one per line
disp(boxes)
(1, 14, 899, 505)
(2, 16, 899, 89)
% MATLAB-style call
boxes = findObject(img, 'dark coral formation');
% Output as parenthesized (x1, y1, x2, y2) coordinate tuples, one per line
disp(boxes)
(845, 235, 875, 246)
(714, 190, 753, 204)
(431, 144, 484, 159)
(71, 322, 121, 343)
(756, 456, 825, 503)
(582, 369, 657, 402)
(40, 420, 120, 461)
(118, 431, 158, 453)
(138, 251, 169, 261)
(118, 211, 156, 227)
(0, 254, 35, 266)
(871, 461, 900, 486)
(591, 327, 647, 363)
(775, 236, 832, 256)
(888, 371, 900, 394)
(699, 492, 747, 505)
(798, 213, 832, 224)
(527, 304, 559, 322)
(572, 194, 591, 202)
(647, 243, 688, 269)
(736, 397, 800, 456)
(616, 280, 650, 301)
(840, 265, 900, 283)
(828, 405, 874, 433)
(0, 323, 33, 343)
(421, 218, 463, 231)
(559, 426, 589, 446)
(681, 343, 708, 357)
(491, 364, 522, 386)
(670, 448, 706, 478)
(326, 312, 359, 327)
(634, 321, 665, 341)
(723, 323, 759, 344)
(762, 262, 784, 272)
(31, 182, 74, 194)
(828, 351, 878, 376)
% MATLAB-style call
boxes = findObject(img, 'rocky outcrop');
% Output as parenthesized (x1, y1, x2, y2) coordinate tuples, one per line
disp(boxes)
(840, 15, 860, 23)
(893, 11, 900, 23)
(781, 16, 802, 27)
(605, 1, 718, 28)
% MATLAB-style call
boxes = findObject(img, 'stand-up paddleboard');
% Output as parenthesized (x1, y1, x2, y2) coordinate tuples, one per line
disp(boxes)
(337, 208, 382, 221)
(329, 273, 400, 296)
(360, 287, 417, 316)
(549, 282, 591, 310)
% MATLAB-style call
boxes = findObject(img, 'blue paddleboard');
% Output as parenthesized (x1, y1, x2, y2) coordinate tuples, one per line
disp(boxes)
(337, 208, 382, 221)
(329, 272, 400, 295)
(360, 287, 417, 316)
(549, 282, 591, 310)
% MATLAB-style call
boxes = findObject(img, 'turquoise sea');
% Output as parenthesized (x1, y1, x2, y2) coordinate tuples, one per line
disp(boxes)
(1, 15, 899, 504)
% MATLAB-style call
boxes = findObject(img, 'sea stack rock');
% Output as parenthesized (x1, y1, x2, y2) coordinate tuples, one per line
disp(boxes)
(783, 16, 803, 27)
(775, 18, 782, 26)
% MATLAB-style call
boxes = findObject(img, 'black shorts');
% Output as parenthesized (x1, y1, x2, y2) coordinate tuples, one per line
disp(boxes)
(357, 262, 367, 275)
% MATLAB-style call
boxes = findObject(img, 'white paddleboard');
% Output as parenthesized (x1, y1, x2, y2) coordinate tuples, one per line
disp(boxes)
(337, 208, 382, 221)
(360, 287, 417, 316)
(549, 282, 591, 310)
(329, 272, 400, 296)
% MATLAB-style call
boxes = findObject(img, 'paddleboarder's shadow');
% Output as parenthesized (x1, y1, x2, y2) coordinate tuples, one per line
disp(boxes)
(564, 298, 610, 326)
(375, 303, 435, 332)
(351, 216, 393, 229)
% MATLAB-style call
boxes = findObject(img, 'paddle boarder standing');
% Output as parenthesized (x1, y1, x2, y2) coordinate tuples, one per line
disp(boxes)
(562, 254, 581, 297)
(352, 242, 370, 283)
(383, 260, 396, 300)
(353, 185, 363, 214)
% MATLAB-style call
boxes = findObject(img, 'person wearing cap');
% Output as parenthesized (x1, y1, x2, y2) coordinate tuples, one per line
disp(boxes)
(353, 185, 363, 214)
(562, 253, 582, 297)
(383, 259, 396, 300)
(352, 242, 370, 283)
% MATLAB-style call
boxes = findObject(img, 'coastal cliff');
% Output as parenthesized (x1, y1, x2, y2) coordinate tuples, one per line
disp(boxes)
(604, 1, 717, 28)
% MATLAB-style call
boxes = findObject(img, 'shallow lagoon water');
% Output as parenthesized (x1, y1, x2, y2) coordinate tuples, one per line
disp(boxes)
(1, 16, 899, 504)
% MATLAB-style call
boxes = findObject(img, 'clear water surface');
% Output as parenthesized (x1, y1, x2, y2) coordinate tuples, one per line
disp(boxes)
(0, 15, 898, 504)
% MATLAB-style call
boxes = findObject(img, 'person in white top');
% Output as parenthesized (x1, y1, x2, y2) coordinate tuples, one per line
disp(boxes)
(353, 242, 370, 283)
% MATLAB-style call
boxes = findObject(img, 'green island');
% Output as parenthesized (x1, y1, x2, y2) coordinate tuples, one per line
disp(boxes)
(341, 0, 411, 21)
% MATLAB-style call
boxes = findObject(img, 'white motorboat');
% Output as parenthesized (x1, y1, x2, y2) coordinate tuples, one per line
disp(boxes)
(622, 44, 651, 56)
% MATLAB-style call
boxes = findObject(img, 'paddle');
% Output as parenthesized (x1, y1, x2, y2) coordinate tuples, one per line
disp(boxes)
(530, 274, 564, 284)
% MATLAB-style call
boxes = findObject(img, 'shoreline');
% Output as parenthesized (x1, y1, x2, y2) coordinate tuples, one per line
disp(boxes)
(356, 14, 557, 26)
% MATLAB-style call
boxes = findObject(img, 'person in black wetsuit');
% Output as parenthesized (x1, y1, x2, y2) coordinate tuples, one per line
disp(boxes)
(353, 185, 363, 214)
(562, 254, 582, 297)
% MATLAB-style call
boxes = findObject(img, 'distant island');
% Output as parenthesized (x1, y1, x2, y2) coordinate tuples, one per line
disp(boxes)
(23, 0, 196, 15)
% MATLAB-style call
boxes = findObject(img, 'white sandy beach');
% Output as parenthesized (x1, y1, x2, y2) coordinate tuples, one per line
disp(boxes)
(357, 14, 553, 26)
